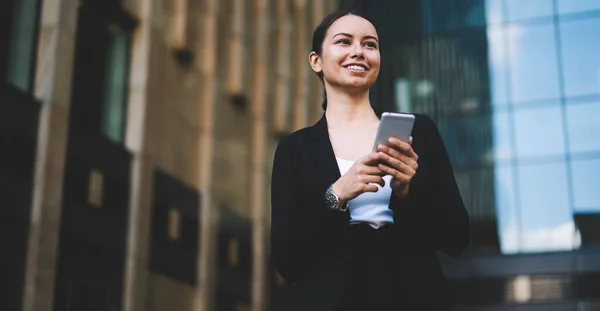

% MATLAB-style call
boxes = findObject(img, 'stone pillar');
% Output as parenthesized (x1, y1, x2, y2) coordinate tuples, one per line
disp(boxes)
(121, 0, 156, 310)
(311, 0, 326, 123)
(250, 0, 269, 310)
(21, 0, 79, 311)
(292, 0, 308, 131)
(227, 0, 246, 95)
(195, 0, 219, 309)
(273, 0, 291, 134)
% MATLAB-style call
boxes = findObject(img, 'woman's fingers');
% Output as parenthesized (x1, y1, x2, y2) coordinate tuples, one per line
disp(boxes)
(356, 163, 386, 176)
(359, 174, 385, 188)
(378, 164, 411, 184)
(384, 137, 418, 160)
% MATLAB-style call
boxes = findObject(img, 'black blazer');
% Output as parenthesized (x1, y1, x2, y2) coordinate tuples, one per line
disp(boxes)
(270, 111, 470, 311)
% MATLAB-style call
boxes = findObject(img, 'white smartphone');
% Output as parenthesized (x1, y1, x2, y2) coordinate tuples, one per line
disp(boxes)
(372, 112, 415, 152)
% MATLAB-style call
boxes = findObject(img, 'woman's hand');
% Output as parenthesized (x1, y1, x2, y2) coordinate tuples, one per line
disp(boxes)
(376, 136, 419, 199)
(331, 153, 386, 203)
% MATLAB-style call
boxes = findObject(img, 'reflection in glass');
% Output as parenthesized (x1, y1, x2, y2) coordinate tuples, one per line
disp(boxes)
(559, 17, 600, 97)
(505, 0, 554, 22)
(7, 0, 39, 92)
(492, 111, 512, 161)
(494, 164, 519, 254)
(424, 0, 486, 32)
(487, 26, 509, 105)
(102, 23, 132, 144)
(509, 23, 560, 103)
(558, 0, 600, 15)
(571, 159, 600, 211)
(566, 102, 600, 154)
(513, 104, 565, 159)
(517, 161, 578, 252)
(485, 0, 505, 24)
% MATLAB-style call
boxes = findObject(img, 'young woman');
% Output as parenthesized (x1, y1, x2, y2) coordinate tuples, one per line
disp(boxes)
(270, 9, 470, 311)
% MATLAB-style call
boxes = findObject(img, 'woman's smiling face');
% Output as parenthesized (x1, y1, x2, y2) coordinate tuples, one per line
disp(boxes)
(310, 14, 381, 92)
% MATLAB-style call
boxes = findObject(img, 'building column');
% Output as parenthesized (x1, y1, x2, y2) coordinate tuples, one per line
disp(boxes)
(311, 0, 326, 123)
(292, 0, 308, 131)
(21, 0, 79, 311)
(195, 0, 219, 309)
(227, 0, 246, 95)
(250, 0, 270, 310)
(273, 0, 291, 134)
(121, 0, 157, 310)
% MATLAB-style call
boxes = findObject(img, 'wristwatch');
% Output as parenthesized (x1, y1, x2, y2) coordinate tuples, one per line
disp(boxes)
(324, 185, 348, 212)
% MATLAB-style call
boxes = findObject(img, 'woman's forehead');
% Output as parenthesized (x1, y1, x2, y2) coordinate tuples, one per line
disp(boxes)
(326, 15, 378, 40)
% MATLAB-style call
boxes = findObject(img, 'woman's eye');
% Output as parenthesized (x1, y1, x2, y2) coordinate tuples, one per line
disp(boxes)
(336, 38, 350, 45)
(364, 41, 378, 48)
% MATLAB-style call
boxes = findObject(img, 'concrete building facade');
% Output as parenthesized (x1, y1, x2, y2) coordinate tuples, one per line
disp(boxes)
(1, 0, 338, 310)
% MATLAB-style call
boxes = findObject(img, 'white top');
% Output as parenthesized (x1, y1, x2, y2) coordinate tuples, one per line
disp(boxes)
(335, 157, 394, 229)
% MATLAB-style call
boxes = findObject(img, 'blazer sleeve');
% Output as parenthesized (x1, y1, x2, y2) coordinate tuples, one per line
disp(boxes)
(390, 115, 470, 257)
(422, 115, 470, 257)
(270, 135, 348, 282)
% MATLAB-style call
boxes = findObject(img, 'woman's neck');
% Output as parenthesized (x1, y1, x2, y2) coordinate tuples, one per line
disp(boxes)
(325, 90, 379, 130)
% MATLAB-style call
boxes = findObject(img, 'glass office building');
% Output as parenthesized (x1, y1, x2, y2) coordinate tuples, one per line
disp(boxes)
(342, 0, 600, 309)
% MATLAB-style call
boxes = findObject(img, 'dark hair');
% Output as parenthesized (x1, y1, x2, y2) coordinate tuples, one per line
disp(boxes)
(311, 9, 374, 111)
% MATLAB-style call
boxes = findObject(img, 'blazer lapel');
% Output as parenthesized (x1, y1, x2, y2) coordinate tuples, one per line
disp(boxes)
(308, 114, 341, 185)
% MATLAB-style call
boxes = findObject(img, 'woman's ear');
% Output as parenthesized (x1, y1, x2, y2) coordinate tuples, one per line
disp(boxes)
(309, 52, 322, 74)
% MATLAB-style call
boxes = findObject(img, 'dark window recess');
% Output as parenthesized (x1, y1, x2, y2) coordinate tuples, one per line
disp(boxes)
(69, 0, 136, 144)
(0, 89, 41, 311)
(53, 131, 132, 311)
(150, 169, 201, 285)
(1, 0, 42, 93)
(216, 205, 252, 311)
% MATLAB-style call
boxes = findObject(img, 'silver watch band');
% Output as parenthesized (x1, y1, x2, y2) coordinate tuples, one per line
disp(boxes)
(325, 185, 348, 212)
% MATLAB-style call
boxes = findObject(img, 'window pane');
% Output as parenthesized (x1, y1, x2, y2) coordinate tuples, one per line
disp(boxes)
(508, 23, 560, 103)
(559, 18, 600, 97)
(517, 161, 577, 252)
(101, 23, 131, 143)
(438, 115, 494, 167)
(494, 164, 519, 254)
(557, 0, 600, 15)
(425, 0, 486, 32)
(505, 0, 554, 22)
(487, 26, 509, 105)
(485, 0, 505, 24)
(7, 0, 39, 92)
(571, 158, 600, 211)
(566, 102, 600, 154)
(513, 104, 565, 159)
(492, 110, 512, 161)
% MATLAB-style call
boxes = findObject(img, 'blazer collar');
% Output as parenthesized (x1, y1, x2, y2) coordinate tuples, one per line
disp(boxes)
(307, 114, 341, 184)
(307, 105, 382, 184)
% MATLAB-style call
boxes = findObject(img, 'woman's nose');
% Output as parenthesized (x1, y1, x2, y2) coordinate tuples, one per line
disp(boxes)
(351, 45, 365, 59)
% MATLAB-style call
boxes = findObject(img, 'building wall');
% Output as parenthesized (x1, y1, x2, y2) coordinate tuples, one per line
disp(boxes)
(6, 0, 339, 311)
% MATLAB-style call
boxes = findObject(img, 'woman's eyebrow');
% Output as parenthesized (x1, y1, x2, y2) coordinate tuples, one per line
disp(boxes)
(332, 32, 379, 42)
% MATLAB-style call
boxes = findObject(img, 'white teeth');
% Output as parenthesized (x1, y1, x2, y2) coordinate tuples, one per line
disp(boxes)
(346, 65, 366, 71)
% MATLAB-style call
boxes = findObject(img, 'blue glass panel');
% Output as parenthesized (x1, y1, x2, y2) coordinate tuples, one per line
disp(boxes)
(505, 0, 554, 22)
(558, 0, 600, 15)
(508, 23, 560, 103)
(427, 0, 487, 32)
(492, 110, 513, 161)
(566, 102, 600, 154)
(559, 17, 600, 97)
(487, 26, 509, 105)
(517, 161, 576, 252)
(485, 0, 505, 24)
(513, 104, 565, 159)
(494, 164, 520, 254)
(571, 158, 600, 211)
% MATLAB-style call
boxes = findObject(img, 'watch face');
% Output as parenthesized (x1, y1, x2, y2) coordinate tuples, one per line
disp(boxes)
(325, 187, 339, 210)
